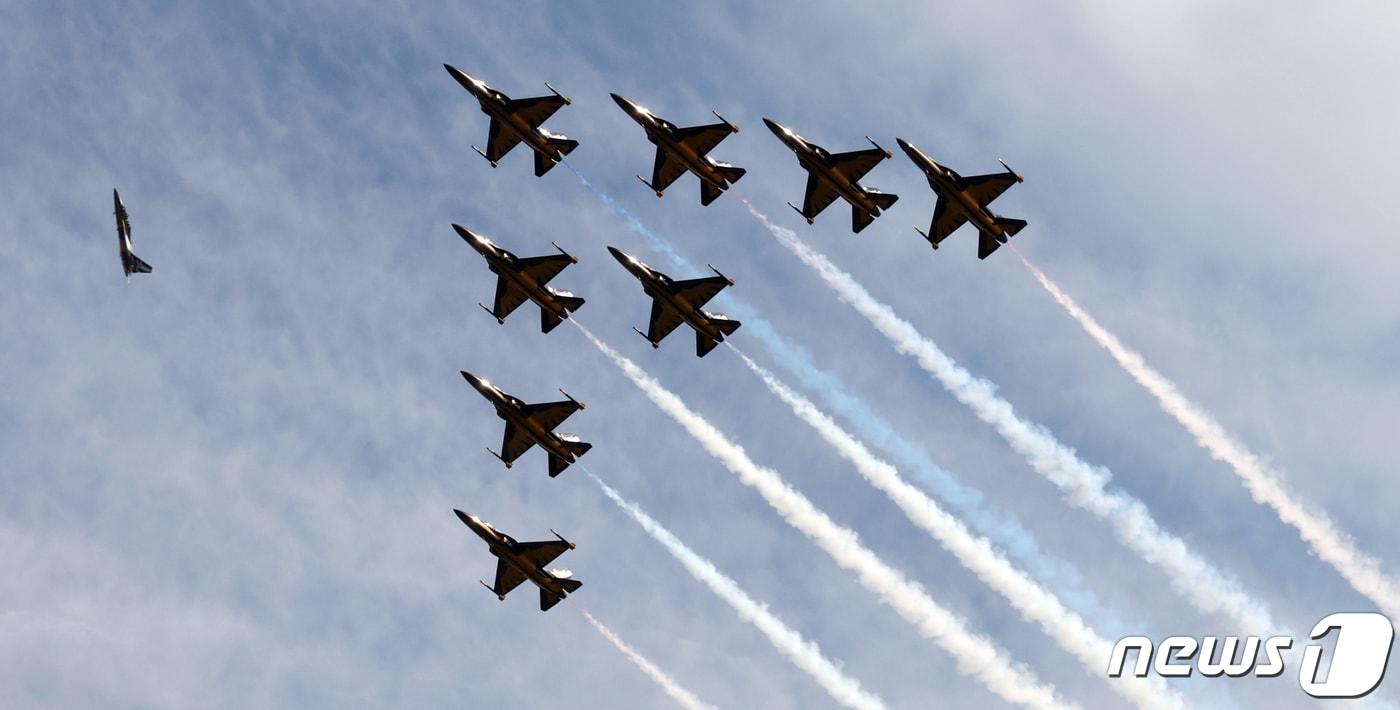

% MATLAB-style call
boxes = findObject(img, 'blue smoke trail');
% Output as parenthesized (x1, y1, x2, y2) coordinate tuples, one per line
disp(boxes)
(562, 162, 1118, 631)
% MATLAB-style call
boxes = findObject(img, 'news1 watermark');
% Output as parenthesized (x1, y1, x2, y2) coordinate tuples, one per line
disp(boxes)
(1108, 612, 1395, 699)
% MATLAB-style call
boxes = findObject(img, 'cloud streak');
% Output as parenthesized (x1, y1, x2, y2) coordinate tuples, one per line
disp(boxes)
(741, 199, 1280, 637)
(573, 320, 1078, 710)
(588, 471, 887, 710)
(1013, 245, 1400, 620)
(574, 605, 716, 710)
(732, 349, 1185, 709)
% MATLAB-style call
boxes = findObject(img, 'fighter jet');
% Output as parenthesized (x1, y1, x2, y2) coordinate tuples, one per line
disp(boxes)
(610, 93, 746, 206)
(455, 510, 581, 611)
(763, 119, 899, 233)
(444, 64, 578, 177)
(113, 190, 152, 277)
(897, 138, 1026, 259)
(454, 225, 585, 333)
(608, 246, 739, 357)
(461, 371, 591, 477)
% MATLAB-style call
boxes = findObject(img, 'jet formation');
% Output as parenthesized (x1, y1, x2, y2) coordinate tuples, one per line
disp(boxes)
(445, 64, 578, 177)
(898, 138, 1026, 259)
(455, 224, 585, 333)
(610, 93, 746, 206)
(113, 190, 152, 277)
(456, 510, 582, 611)
(461, 371, 591, 478)
(425, 65, 1032, 612)
(609, 246, 740, 358)
(764, 119, 900, 234)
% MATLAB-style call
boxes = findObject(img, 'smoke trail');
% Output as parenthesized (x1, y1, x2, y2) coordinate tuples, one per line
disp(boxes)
(573, 604, 717, 710)
(737, 199, 1280, 637)
(572, 321, 1078, 710)
(587, 471, 887, 710)
(731, 348, 1185, 709)
(1013, 246, 1400, 620)
(561, 161, 1108, 627)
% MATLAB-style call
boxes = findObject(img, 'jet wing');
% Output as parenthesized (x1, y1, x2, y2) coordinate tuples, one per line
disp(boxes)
(669, 276, 729, 310)
(492, 558, 529, 598)
(960, 172, 1019, 208)
(801, 173, 842, 220)
(647, 300, 686, 344)
(515, 253, 574, 287)
(649, 148, 690, 194)
(828, 148, 888, 183)
(925, 195, 969, 246)
(673, 122, 733, 158)
(485, 118, 524, 163)
(492, 278, 531, 320)
(521, 400, 581, 433)
(517, 540, 571, 568)
(507, 95, 568, 129)
(499, 422, 537, 464)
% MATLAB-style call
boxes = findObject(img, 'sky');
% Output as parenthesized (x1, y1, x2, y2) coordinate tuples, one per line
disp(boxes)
(3, 1, 1400, 708)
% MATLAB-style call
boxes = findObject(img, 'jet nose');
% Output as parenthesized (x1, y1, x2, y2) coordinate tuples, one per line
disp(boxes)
(607, 245, 628, 264)
(453, 509, 474, 526)
(444, 64, 474, 88)
(895, 137, 912, 152)
(609, 93, 632, 111)
(452, 223, 481, 245)
(762, 117, 783, 135)
(460, 370, 485, 390)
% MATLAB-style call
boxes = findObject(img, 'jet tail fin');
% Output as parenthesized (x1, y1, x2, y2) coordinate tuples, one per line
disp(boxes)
(541, 310, 564, 333)
(700, 181, 724, 206)
(695, 318, 739, 358)
(713, 164, 746, 184)
(994, 216, 1027, 237)
(547, 439, 592, 477)
(540, 578, 581, 611)
(555, 293, 585, 313)
(868, 190, 899, 211)
(534, 137, 579, 177)
(853, 207, 876, 234)
(977, 231, 1002, 260)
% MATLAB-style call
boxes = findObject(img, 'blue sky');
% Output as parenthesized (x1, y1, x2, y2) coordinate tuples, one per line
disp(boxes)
(4, 2, 1399, 708)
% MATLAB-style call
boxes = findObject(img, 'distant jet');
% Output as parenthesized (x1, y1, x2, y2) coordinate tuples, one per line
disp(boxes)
(461, 371, 591, 477)
(610, 93, 746, 206)
(454, 224, 585, 333)
(444, 64, 578, 177)
(455, 510, 581, 611)
(608, 246, 739, 357)
(762, 119, 898, 233)
(897, 138, 1026, 259)
(113, 189, 152, 277)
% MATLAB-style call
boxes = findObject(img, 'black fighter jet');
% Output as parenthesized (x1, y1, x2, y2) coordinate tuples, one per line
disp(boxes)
(456, 510, 581, 612)
(608, 246, 739, 357)
(461, 371, 590, 477)
(113, 190, 152, 277)
(610, 93, 746, 206)
(454, 224, 584, 333)
(897, 138, 1026, 259)
(444, 64, 577, 176)
(763, 119, 898, 233)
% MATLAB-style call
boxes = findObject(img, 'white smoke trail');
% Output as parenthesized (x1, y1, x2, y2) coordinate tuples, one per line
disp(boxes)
(738, 199, 1280, 638)
(574, 605, 716, 710)
(572, 321, 1079, 710)
(732, 349, 1185, 710)
(588, 472, 887, 710)
(1013, 247, 1400, 620)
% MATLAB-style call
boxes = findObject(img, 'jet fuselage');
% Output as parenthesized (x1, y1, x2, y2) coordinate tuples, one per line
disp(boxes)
(609, 248, 726, 344)
(899, 139, 1009, 239)
(460, 228, 571, 322)
(611, 94, 731, 191)
(765, 119, 881, 218)
(462, 372, 577, 466)
(456, 511, 572, 601)
(444, 65, 567, 164)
